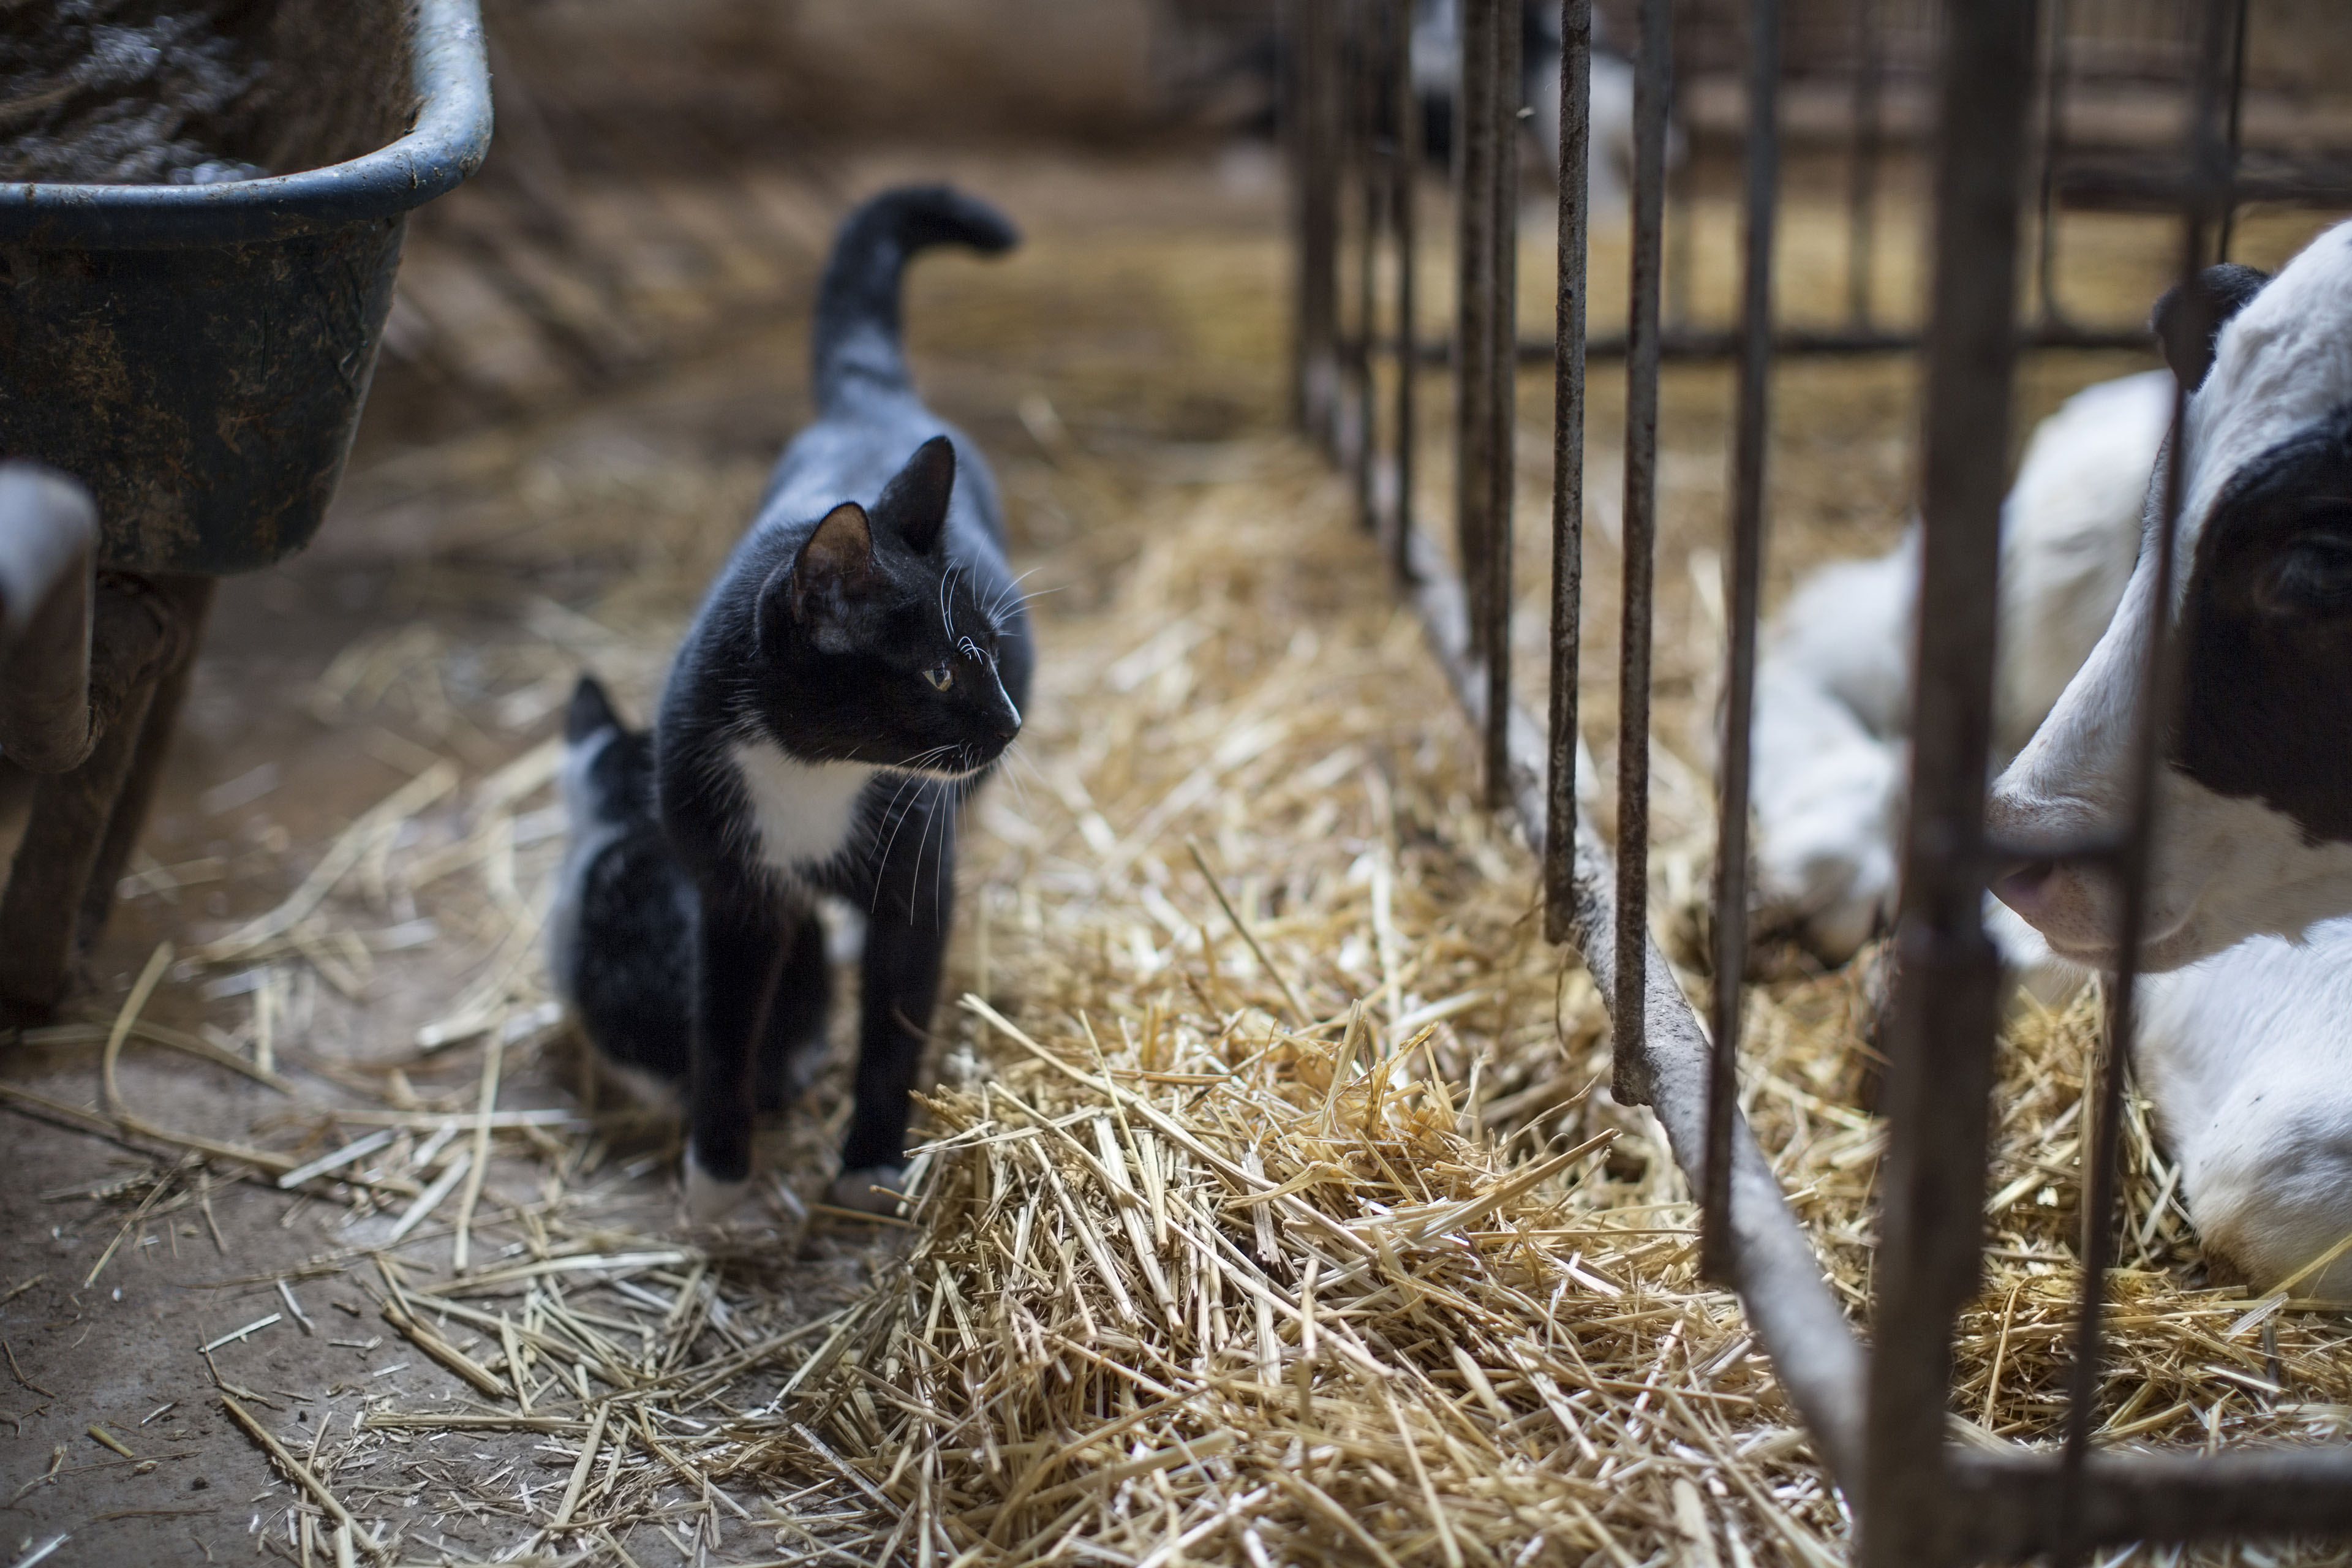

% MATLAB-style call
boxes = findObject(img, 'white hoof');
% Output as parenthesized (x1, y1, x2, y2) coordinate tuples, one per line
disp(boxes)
(683, 1147, 753, 1223)
(826, 1166, 907, 1216)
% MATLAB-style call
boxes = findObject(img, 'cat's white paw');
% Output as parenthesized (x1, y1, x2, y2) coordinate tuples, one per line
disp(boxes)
(683, 1146, 753, 1223)
(826, 1165, 907, 1216)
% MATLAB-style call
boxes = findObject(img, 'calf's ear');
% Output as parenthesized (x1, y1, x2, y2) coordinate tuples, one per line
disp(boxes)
(2153, 263, 2271, 391)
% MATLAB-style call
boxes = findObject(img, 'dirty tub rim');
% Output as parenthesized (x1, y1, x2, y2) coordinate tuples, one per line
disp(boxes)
(0, 0, 493, 249)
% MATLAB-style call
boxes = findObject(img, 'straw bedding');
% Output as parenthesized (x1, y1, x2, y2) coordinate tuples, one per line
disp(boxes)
(23, 434, 2349, 1567)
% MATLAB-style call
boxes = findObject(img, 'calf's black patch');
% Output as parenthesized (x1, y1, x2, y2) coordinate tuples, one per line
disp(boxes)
(2176, 404, 2352, 844)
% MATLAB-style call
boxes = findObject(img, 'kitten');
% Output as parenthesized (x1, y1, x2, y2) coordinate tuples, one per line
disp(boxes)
(551, 674, 843, 1113)
(551, 185, 1030, 1221)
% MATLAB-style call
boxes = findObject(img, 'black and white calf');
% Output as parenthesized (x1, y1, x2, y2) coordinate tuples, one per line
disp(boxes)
(1752, 223, 2352, 1295)
(1990, 224, 2352, 971)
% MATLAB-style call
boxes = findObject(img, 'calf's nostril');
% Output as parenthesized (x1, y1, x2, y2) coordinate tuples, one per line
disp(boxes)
(1991, 859, 2057, 915)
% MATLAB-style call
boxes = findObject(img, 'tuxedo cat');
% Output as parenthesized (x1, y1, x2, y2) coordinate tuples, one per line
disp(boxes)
(550, 185, 1030, 1221)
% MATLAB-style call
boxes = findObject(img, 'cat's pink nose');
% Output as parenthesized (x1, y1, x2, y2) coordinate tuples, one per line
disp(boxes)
(1991, 859, 2058, 924)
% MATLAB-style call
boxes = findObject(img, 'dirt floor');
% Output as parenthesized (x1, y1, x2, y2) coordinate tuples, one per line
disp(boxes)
(6, 129, 2351, 1568)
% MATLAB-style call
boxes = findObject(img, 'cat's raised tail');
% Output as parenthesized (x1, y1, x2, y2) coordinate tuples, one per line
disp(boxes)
(812, 184, 1020, 416)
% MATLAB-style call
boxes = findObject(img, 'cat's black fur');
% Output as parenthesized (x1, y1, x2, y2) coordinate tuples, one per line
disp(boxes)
(551, 185, 1030, 1219)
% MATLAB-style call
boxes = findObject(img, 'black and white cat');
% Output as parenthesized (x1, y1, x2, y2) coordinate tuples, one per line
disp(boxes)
(549, 185, 1031, 1221)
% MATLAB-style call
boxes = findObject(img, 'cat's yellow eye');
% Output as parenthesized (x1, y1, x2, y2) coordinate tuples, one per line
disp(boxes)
(923, 664, 954, 691)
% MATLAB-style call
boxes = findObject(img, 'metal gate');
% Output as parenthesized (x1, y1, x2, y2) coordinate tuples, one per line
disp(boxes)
(1284, 0, 2352, 1561)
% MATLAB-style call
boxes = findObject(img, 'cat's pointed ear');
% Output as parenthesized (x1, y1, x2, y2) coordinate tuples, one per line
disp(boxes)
(872, 435, 956, 556)
(796, 502, 875, 598)
(764, 502, 875, 652)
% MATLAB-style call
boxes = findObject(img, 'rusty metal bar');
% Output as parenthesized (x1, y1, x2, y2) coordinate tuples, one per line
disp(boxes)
(2035, 0, 2071, 326)
(1611, 0, 1671, 1107)
(2215, 0, 2250, 260)
(1390, 0, 1417, 585)
(1456, 0, 1499, 659)
(1845, 0, 1882, 329)
(2056, 158, 2352, 213)
(1859, 1, 2038, 1562)
(1291, 0, 1343, 445)
(0, 464, 99, 775)
(2059, 0, 2236, 1523)
(1480, 0, 1519, 812)
(1397, 517, 1867, 1489)
(1702, 0, 1781, 1286)
(1404, 318, 2162, 366)
(1948, 1446, 2352, 1558)
(1664, 4, 1694, 333)
(1544, 0, 1591, 944)
(1351, 0, 1381, 532)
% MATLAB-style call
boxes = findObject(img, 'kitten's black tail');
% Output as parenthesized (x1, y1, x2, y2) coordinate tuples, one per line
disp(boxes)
(812, 185, 1019, 415)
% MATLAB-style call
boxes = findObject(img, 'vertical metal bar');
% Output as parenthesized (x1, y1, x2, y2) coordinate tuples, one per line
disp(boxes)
(2035, 0, 2072, 327)
(1457, 0, 1498, 657)
(2215, 0, 2249, 261)
(2057, 0, 2233, 1531)
(1859, 1, 2038, 1562)
(1392, 0, 1419, 585)
(1294, 0, 1343, 445)
(1545, 0, 1592, 943)
(1611, 0, 1672, 1106)
(1353, 0, 1382, 531)
(1702, 0, 1781, 1286)
(1664, 2, 1694, 334)
(1845, 0, 1882, 330)
(1482, 0, 1520, 811)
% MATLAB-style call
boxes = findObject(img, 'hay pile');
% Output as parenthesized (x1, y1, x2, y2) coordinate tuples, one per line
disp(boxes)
(782, 449, 2352, 1567)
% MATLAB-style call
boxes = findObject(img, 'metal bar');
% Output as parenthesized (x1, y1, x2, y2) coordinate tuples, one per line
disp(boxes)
(1398, 519, 1867, 1484)
(1611, 0, 1672, 1107)
(2215, 0, 2250, 260)
(1392, 0, 1419, 586)
(1291, 0, 1343, 443)
(1948, 1446, 2352, 1559)
(1352, 0, 1382, 531)
(1859, 1, 2040, 1563)
(1702, 0, 1780, 1287)
(2055, 160, 2352, 212)
(1401, 320, 2162, 365)
(1456, 0, 1499, 659)
(1845, 0, 1882, 330)
(1544, 0, 1592, 944)
(2035, 0, 2071, 326)
(1481, 0, 1519, 812)
(2058, 0, 2234, 1526)
(1664, 2, 1694, 333)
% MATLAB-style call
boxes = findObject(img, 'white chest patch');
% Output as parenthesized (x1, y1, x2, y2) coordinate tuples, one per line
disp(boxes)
(728, 742, 876, 881)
